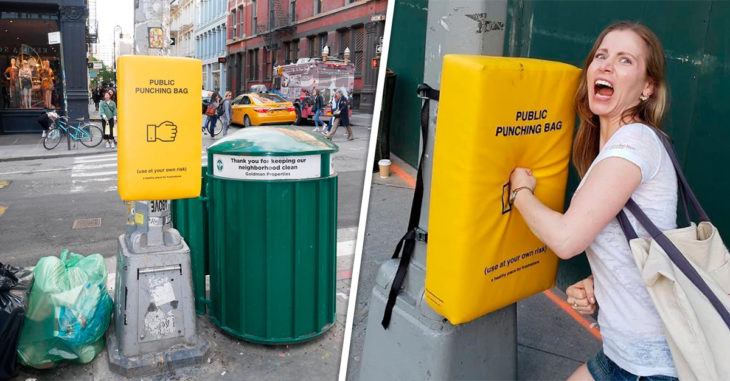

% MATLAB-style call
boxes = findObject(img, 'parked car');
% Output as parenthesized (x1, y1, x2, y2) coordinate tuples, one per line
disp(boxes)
(231, 93, 296, 127)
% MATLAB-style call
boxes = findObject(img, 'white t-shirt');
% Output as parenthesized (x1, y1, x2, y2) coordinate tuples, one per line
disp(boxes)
(576, 123, 678, 377)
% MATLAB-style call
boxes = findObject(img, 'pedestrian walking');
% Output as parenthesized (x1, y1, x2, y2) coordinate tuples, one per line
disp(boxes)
(312, 89, 324, 132)
(322, 89, 337, 135)
(221, 91, 233, 136)
(203, 92, 221, 137)
(325, 90, 353, 141)
(99, 91, 117, 148)
(509, 22, 678, 381)
(92, 85, 101, 111)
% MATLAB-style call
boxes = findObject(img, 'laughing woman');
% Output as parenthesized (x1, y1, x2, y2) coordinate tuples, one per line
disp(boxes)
(509, 22, 678, 381)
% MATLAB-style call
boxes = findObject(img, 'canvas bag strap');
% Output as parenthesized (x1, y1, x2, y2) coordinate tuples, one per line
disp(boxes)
(619, 200, 730, 329)
(616, 129, 730, 329)
(381, 84, 438, 329)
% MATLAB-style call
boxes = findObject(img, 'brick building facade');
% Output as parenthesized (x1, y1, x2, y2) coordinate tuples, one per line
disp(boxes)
(225, 0, 386, 111)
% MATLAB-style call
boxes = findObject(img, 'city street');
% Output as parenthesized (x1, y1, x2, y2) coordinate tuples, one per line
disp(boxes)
(0, 116, 372, 380)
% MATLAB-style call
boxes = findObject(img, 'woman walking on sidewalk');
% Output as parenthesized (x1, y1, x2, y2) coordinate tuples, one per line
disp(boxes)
(220, 91, 233, 136)
(313, 89, 324, 132)
(509, 22, 678, 381)
(100, 91, 117, 148)
(325, 90, 354, 141)
(203, 92, 221, 137)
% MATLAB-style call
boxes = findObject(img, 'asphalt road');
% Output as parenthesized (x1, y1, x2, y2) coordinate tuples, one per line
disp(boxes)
(0, 125, 369, 267)
(0, 123, 372, 381)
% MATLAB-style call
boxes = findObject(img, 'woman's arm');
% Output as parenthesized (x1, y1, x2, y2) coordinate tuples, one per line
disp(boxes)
(511, 157, 641, 259)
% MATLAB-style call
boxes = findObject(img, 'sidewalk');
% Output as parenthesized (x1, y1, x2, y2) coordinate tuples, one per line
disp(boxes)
(347, 156, 602, 380)
(0, 104, 372, 163)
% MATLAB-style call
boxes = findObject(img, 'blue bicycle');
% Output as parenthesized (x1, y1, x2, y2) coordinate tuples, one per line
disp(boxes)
(43, 116, 103, 150)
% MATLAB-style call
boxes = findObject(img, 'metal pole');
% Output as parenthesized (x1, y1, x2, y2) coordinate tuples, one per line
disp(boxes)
(359, 1, 513, 379)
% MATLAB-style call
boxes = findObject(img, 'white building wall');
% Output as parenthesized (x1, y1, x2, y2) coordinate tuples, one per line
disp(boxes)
(171, 0, 197, 58)
(194, 0, 227, 92)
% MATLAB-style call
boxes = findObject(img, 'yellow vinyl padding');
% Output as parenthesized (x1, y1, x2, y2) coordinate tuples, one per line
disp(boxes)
(116, 56, 202, 201)
(425, 55, 581, 324)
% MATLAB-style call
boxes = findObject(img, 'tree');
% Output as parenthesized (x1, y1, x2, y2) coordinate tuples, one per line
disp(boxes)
(88, 57, 114, 85)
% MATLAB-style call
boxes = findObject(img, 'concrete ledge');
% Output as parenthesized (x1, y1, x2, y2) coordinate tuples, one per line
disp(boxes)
(107, 325, 209, 378)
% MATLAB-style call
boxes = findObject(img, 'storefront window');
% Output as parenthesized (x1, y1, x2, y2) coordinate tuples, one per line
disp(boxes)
(1, 10, 62, 110)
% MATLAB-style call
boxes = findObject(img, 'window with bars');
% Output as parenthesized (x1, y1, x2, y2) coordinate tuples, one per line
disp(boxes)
(307, 35, 316, 58)
(338, 28, 350, 58)
(352, 26, 364, 77)
(292, 39, 299, 62)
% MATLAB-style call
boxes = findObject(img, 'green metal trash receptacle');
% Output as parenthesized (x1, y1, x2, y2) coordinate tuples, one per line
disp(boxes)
(170, 166, 209, 315)
(206, 127, 338, 344)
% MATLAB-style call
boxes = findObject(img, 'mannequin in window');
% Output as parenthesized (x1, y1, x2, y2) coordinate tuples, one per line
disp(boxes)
(4, 58, 19, 107)
(40, 60, 55, 109)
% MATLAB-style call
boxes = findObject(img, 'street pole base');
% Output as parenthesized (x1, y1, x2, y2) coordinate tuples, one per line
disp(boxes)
(107, 323, 209, 378)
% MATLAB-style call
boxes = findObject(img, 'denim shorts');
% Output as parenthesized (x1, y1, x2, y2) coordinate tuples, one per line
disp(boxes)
(587, 349, 678, 381)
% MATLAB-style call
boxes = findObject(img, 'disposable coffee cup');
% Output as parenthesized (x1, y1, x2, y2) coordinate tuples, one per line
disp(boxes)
(378, 159, 391, 178)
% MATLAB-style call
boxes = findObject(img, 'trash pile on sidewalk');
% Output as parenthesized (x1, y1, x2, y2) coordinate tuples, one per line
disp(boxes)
(0, 250, 112, 379)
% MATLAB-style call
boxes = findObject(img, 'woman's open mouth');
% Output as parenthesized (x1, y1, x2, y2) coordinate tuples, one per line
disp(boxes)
(594, 79, 614, 99)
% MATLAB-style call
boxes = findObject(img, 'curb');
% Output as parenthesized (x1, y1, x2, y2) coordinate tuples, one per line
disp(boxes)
(0, 149, 116, 163)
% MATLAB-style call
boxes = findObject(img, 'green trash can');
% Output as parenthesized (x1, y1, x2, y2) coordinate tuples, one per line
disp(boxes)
(170, 166, 209, 315)
(206, 127, 338, 344)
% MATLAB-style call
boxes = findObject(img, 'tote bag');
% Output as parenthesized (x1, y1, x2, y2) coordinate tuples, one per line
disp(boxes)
(617, 130, 730, 381)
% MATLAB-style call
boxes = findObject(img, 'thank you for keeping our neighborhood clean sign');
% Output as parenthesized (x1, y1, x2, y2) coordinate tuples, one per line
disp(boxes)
(213, 154, 322, 180)
(116, 56, 203, 201)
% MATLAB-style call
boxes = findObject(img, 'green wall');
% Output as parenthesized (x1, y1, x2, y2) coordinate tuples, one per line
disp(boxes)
(505, 0, 730, 288)
(385, 0, 428, 167)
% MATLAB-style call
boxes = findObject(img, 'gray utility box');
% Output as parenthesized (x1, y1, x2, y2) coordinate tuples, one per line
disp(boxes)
(108, 201, 207, 377)
(114, 238, 196, 356)
(359, 255, 516, 380)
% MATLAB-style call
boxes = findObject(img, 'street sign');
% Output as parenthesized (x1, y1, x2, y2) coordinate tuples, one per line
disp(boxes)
(370, 14, 385, 22)
(48, 31, 61, 45)
(93, 62, 103, 70)
(116, 56, 202, 200)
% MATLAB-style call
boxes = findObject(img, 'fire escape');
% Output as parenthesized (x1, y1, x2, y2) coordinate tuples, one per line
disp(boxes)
(255, 0, 296, 52)
(86, 0, 98, 52)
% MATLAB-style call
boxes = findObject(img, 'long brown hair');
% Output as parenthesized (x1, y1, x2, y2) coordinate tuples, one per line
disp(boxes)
(573, 21, 668, 177)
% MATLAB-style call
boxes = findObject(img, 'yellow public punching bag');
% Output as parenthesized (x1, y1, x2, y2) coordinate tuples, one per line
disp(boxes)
(116, 56, 202, 201)
(425, 55, 581, 324)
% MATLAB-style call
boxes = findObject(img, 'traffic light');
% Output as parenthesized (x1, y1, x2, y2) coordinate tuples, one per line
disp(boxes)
(371, 56, 380, 69)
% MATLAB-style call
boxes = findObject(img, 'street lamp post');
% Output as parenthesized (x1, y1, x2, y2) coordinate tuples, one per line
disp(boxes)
(113, 25, 122, 80)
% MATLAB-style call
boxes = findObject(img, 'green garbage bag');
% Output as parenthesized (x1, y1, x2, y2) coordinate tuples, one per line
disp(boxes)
(16, 250, 112, 368)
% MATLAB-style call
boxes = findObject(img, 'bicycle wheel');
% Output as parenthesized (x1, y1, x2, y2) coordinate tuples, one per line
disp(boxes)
(213, 119, 223, 136)
(79, 124, 104, 147)
(43, 128, 62, 150)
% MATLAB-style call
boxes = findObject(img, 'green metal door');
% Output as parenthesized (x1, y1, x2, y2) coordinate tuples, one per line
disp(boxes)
(505, 0, 730, 287)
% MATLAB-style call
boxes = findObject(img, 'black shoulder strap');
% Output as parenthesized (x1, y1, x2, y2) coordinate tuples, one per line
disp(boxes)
(381, 84, 439, 329)
(616, 129, 730, 330)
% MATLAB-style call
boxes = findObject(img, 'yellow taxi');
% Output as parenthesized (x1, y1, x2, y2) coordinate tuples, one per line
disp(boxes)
(231, 93, 296, 127)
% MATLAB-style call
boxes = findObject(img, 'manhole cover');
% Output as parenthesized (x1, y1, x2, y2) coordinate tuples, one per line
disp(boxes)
(73, 218, 102, 229)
